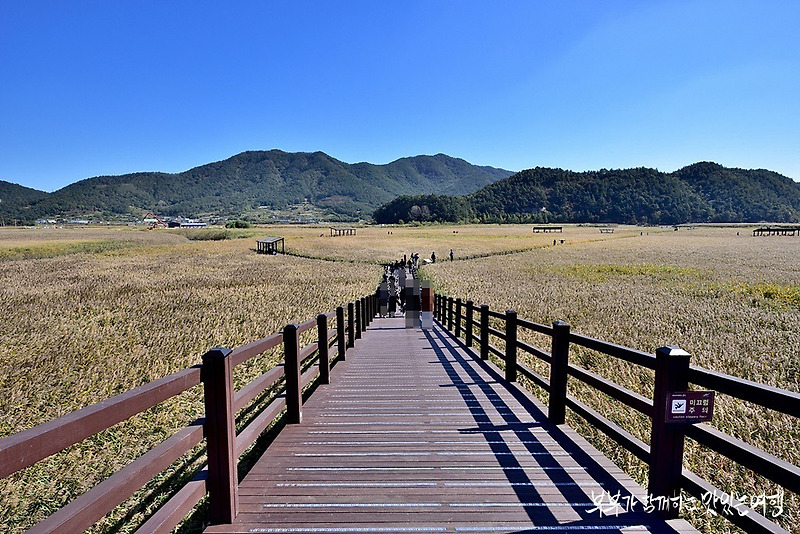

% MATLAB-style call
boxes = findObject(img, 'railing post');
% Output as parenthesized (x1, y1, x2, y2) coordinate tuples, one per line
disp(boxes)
(465, 300, 474, 348)
(317, 313, 330, 384)
(362, 296, 368, 328)
(548, 321, 570, 425)
(504, 310, 517, 382)
(347, 302, 355, 348)
(447, 297, 454, 331)
(435, 294, 441, 321)
(336, 306, 346, 360)
(480, 304, 489, 360)
(202, 347, 238, 524)
(455, 298, 463, 338)
(355, 299, 362, 339)
(648, 346, 691, 519)
(284, 324, 302, 424)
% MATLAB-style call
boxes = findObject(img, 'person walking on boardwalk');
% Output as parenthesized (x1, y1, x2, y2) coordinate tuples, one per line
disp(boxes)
(378, 280, 389, 317)
(388, 275, 398, 316)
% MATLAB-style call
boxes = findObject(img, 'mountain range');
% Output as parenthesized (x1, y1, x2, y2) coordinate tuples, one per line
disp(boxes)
(373, 162, 800, 225)
(3, 151, 799, 225)
(0, 150, 513, 224)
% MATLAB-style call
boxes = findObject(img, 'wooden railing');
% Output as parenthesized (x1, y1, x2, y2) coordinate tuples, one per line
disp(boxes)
(435, 293, 799, 534)
(0, 293, 379, 533)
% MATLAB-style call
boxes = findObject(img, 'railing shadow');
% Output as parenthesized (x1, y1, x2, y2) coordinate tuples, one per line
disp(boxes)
(424, 324, 683, 532)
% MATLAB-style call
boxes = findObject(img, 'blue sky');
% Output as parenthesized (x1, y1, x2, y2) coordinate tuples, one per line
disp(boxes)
(1, 1, 798, 192)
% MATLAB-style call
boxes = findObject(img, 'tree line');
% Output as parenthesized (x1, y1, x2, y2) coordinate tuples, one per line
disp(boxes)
(373, 162, 800, 225)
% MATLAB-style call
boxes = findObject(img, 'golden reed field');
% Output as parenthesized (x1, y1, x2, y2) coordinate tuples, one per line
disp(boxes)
(0, 224, 798, 532)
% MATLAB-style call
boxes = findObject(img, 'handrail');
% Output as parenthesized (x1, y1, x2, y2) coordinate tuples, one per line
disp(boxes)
(0, 290, 379, 533)
(0, 365, 202, 479)
(517, 317, 552, 335)
(486, 325, 506, 341)
(681, 469, 783, 533)
(688, 365, 800, 418)
(569, 332, 656, 369)
(133, 467, 208, 534)
(230, 332, 283, 368)
(27, 420, 205, 533)
(685, 423, 800, 494)
(233, 365, 284, 413)
(518, 339, 551, 364)
(567, 363, 654, 417)
(296, 317, 317, 335)
(485, 308, 506, 320)
(435, 292, 798, 531)
(235, 395, 286, 457)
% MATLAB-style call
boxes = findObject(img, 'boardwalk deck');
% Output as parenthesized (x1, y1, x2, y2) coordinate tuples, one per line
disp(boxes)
(206, 317, 697, 534)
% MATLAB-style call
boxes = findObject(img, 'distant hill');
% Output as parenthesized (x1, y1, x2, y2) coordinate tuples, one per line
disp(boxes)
(373, 163, 800, 225)
(0, 180, 49, 224)
(3, 151, 513, 224)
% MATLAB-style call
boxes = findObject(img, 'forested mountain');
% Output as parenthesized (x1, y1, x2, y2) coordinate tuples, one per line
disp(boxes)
(2, 151, 512, 223)
(0, 180, 49, 224)
(373, 163, 800, 225)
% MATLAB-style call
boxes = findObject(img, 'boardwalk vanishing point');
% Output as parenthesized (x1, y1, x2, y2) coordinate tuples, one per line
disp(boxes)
(206, 316, 697, 533)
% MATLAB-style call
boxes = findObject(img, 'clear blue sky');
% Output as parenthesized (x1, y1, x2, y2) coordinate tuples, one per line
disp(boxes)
(1, 1, 798, 192)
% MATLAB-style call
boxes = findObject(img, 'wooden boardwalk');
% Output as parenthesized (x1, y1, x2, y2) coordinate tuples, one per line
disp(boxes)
(206, 317, 697, 534)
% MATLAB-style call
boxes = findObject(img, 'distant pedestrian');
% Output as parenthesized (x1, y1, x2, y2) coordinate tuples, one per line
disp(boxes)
(378, 281, 389, 317)
(449, 249, 454, 261)
(431, 251, 436, 263)
(388, 276, 398, 316)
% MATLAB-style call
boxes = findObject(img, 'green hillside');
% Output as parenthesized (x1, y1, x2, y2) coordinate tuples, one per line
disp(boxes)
(373, 163, 800, 225)
(4, 151, 512, 223)
(0, 180, 49, 224)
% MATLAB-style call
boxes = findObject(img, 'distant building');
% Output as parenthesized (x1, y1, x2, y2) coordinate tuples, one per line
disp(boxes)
(167, 218, 207, 228)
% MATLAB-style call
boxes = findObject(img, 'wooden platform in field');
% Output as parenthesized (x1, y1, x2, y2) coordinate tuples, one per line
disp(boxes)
(205, 317, 697, 534)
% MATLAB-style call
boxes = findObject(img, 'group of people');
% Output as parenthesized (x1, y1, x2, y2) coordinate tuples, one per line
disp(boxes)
(378, 254, 425, 318)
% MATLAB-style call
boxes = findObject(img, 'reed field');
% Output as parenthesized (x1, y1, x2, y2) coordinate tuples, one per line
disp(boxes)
(1, 224, 798, 532)
(0, 227, 379, 532)
(275, 223, 643, 263)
